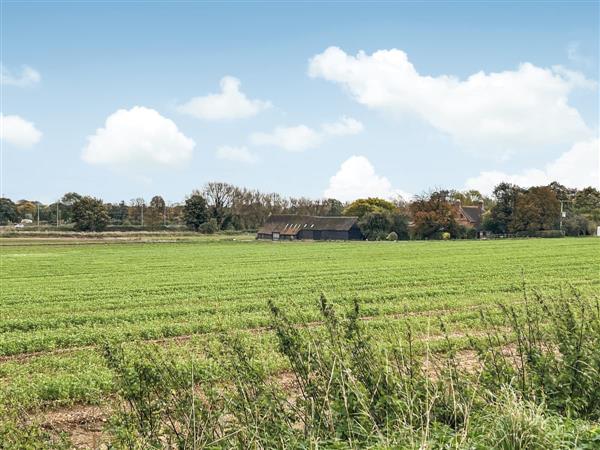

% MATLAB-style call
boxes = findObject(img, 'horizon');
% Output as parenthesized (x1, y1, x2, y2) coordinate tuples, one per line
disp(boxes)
(1, 1, 599, 204)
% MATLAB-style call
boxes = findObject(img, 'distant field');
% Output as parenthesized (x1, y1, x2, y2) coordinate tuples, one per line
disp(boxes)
(0, 237, 598, 411)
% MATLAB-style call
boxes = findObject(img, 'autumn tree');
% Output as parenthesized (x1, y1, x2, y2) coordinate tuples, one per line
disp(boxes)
(511, 186, 560, 232)
(147, 195, 166, 227)
(410, 190, 460, 239)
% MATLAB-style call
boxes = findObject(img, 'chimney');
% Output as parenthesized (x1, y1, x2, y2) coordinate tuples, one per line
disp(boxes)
(478, 199, 484, 212)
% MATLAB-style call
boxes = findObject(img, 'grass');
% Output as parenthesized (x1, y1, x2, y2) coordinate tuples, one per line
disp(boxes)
(0, 237, 598, 413)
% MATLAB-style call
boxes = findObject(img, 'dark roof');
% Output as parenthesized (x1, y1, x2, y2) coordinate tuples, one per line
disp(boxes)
(460, 206, 483, 225)
(257, 214, 358, 236)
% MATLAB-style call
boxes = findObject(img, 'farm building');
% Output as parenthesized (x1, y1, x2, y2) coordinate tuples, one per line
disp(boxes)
(257, 215, 363, 241)
(453, 200, 484, 230)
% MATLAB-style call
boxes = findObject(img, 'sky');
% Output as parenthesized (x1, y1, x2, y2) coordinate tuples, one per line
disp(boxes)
(1, 0, 598, 204)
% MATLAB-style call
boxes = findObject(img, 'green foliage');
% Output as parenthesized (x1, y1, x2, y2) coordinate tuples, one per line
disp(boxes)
(343, 197, 395, 218)
(563, 215, 589, 236)
(101, 288, 600, 448)
(183, 192, 208, 231)
(0, 197, 18, 224)
(442, 231, 451, 240)
(198, 218, 218, 234)
(386, 231, 398, 241)
(0, 403, 70, 449)
(485, 182, 524, 234)
(72, 196, 110, 231)
(358, 210, 392, 240)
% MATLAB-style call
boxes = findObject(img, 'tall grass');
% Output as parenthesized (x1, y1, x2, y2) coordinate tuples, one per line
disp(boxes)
(97, 287, 600, 449)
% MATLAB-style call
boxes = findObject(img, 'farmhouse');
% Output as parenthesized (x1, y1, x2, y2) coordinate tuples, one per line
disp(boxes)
(257, 215, 363, 241)
(453, 200, 484, 229)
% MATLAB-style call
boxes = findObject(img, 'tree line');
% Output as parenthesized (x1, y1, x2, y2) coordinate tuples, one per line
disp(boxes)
(1, 181, 598, 238)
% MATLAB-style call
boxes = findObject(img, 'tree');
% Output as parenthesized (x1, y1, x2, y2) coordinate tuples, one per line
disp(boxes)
(0, 198, 18, 224)
(16, 200, 36, 220)
(343, 198, 395, 218)
(563, 215, 589, 236)
(183, 193, 209, 231)
(203, 182, 235, 228)
(108, 201, 129, 225)
(511, 186, 560, 232)
(358, 211, 393, 240)
(574, 187, 600, 222)
(484, 183, 523, 234)
(128, 198, 146, 226)
(390, 212, 410, 240)
(72, 196, 110, 231)
(409, 190, 459, 239)
(322, 198, 344, 216)
(59, 192, 82, 223)
(147, 195, 166, 227)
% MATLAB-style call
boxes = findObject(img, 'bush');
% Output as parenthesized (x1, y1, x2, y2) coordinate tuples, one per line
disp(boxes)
(386, 231, 398, 241)
(198, 218, 218, 234)
(102, 288, 600, 448)
(563, 215, 589, 236)
(441, 231, 451, 240)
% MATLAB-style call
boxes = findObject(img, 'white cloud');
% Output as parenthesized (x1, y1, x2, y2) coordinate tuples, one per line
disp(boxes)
(250, 125, 322, 152)
(324, 155, 411, 202)
(82, 106, 195, 168)
(176, 76, 271, 120)
(567, 41, 592, 66)
(309, 47, 594, 156)
(250, 116, 363, 152)
(1, 64, 41, 87)
(321, 116, 364, 136)
(465, 138, 599, 195)
(216, 145, 258, 164)
(0, 114, 42, 148)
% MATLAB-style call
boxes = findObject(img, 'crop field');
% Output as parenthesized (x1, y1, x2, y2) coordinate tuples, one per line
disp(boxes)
(0, 236, 599, 440)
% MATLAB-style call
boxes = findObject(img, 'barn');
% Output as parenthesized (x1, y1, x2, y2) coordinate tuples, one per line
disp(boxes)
(257, 215, 363, 241)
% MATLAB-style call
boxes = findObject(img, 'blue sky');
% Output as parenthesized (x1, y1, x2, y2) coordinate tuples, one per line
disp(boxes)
(1, 1, 598, 203)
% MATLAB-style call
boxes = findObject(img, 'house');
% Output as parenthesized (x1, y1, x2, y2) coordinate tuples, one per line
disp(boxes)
(257, 215, 363, 241)
(453, 200, 484, 230)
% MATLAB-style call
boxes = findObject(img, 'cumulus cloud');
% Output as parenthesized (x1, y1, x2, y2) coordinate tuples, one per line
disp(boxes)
(1, 64, 41, 87)
(176, 76, 271, 120)
(0, 114, 42, 148)
(321, 116, 364, 136)
(309, 47, 594, 156)
(465, 138, 599, 195)
(324, 155, 411, 202)
(82, 106, 195, 168)
(250, 116, 363, 152)
(216, 145, 258, 164)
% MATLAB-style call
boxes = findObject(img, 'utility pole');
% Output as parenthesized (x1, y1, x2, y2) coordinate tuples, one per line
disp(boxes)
(56, 201, 59, 227)
(37, 204, 40, 228)
(163, 203, 167, 227)
(141, 203, 144, 227)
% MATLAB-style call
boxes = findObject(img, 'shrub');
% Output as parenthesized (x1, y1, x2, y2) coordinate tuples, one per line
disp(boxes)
(102, 288, 600, 448)
(563, 215, 589, 236)
(386, 231, 398, 241)
(441, 231, 451, 240)
(198, 218, 218, 234)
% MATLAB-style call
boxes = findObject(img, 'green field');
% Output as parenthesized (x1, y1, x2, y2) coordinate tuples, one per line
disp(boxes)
(1, 237, 598, 411)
